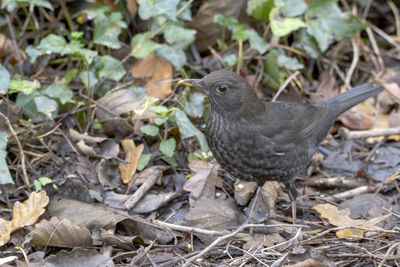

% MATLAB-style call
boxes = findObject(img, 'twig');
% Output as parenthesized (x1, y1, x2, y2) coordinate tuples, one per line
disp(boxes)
(323, 185, 378, 202)
(388, 1, 400, 39)
(236, 39, 243, 73)
(345, 37, 359, 88)
(0, 112, 30, 188)
(339, 127, 400, 140)
(366, 27, 385, 72)
(124, 168, 162, 210)
(372, 25, 400, 50)
(181, 224, 301, 267)
(272, 71, 300, 102)
(5, 14, 24, 75)
(378, 241, 400, 267)
(154, 220, 302, 237)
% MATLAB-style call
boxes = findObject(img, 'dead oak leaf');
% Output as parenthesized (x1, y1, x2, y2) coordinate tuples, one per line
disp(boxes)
(0, 191, 49, 246)
(312, 203, 390, 238)
(130, 52, 172, 98)
(119, 139, 144, 184)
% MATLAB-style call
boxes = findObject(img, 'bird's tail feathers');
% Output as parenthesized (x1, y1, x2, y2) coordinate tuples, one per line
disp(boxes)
(324, 84, 383, 118)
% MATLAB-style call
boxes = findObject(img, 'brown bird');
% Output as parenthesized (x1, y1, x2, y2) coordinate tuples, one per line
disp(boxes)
(179, 71, 382, 222)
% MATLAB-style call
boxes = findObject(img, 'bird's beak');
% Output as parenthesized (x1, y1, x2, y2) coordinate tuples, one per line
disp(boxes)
(178, 79, 202, 88)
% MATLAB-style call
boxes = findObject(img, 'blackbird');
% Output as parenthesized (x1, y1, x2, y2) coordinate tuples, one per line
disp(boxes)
(179, 71, 382, 220)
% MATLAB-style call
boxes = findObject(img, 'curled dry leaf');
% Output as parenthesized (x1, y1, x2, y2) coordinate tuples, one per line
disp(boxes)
(25, 217, 92, 248)
(0, 191, 49, 246)
(130, 52, 173, 98)
(312, 203, 391, 238)
(69, 129, 107, 144)
(119, 139, 144, 184)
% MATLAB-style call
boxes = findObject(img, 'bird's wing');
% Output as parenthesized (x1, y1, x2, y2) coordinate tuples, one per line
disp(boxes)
(258, 102, 327, 154)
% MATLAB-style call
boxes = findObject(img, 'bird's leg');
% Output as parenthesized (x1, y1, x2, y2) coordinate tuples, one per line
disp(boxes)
(285, 183, 298, 225)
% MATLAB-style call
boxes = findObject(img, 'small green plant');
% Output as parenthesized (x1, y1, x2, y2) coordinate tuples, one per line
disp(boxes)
(140, 105, 210, 167)
(33, 177, 58, 192)
(131, 0, 196, 70)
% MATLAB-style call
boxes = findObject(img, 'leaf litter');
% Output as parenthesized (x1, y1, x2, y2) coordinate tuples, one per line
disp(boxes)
(1, 0, 400, 266)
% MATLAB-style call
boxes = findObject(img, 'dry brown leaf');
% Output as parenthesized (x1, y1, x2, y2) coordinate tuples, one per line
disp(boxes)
(126, 0, 137, 18)
(183, 160, 215, 198)
(0, 191, 49, 246)
(338, 101, 376, 130)
(312, 203, 390, 238)
(130, 52, 173, 98)
(119, 139, 144, 184)
(25, 217, 92, 248)
(0, 33, 27, 64)
(382, 82, 400, 102)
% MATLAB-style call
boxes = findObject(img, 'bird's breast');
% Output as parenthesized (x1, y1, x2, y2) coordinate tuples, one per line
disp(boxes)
(204, 113, 307, 183)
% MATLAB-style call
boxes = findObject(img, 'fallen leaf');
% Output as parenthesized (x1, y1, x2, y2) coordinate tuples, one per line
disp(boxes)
(338, 101, 376, 130)
(96, 87, 146, 137)
(130, 52, 173, 98)
(25, 217, 92, 248)
(0, 191, 49, 246)
(47, 197, 174, 244)
(0, 33, 27, 65)
(43, 248, 113, 267)
(183, 160, 221, 198)
(119, 139, 144, 184)
(312, 203, 390, 238)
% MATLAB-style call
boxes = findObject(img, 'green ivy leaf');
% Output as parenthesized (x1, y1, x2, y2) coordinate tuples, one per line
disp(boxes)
(270, 4, 306, 37)
(156, 44, 186, 70)
(137, 154, 152, 171)
(151, 105, 169, 114)
(25, 45, 42, 63)
(264, 49, 285, 89)
(184, 92, 204, 118)
(36, 34, 66, 54)
(43, 83, 73, 104)
(163, 23, 196, 49)
(160, 138, 176, 157)
(131, 32, 160, 58)
(34, 96, 58, 120)
(138, 0, 180, 21)
(222, 54, 238, 67)
(278, 54, 304, 70)
(306, 0, 369, 52)
(154, 117, 168, 125)
(93, 12, 127, 49)
(293, 29, 321, 58)
(247, 29, 269, 54)
(79, 70, 99, 89)
(275, 0, 307, 17)
(141, 125, 159, 137)
(8, 79, 40, 95)
(97, 55, 126, 81)
(0, 131, 13, 185)
(214, 14, 239, 30)
(175, 109, 209, 152)
(161, 155, 177, 166)
(246, 0, 274, 21)
(0, 64, 10, 95)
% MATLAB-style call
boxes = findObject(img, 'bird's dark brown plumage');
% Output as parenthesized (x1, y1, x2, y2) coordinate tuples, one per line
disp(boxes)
(179, 71, 383, 200)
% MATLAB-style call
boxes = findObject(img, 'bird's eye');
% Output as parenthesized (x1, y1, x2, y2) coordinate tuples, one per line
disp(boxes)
(216, 85, 228, 94)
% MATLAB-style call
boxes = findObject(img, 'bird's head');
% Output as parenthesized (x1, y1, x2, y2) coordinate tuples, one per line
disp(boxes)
(178, 71, 260, 114)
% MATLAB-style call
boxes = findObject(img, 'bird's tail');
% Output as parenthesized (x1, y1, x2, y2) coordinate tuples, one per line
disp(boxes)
(324, 84, 383, 118)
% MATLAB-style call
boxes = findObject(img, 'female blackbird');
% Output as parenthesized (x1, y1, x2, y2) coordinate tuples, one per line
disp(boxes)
(179, 71, 382, 221)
